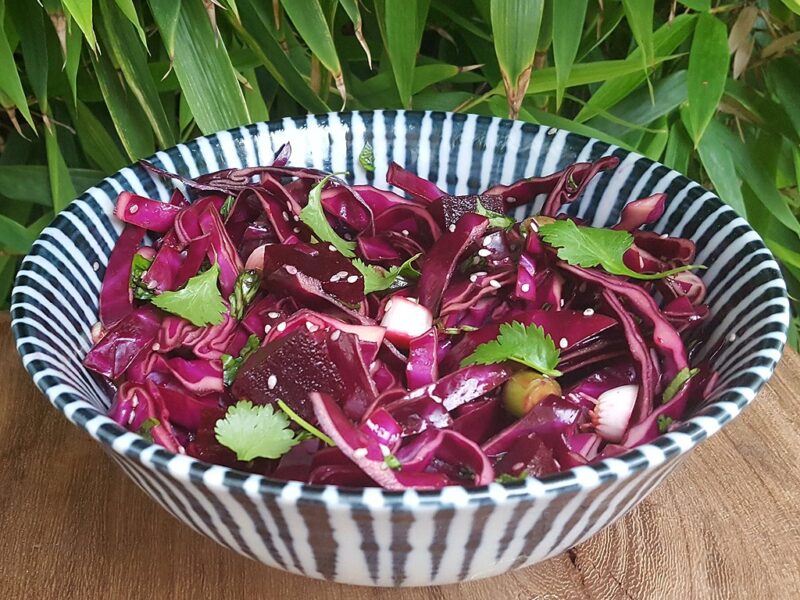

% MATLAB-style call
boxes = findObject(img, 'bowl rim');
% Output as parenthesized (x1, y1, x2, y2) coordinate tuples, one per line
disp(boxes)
(11, 109, 791, 506)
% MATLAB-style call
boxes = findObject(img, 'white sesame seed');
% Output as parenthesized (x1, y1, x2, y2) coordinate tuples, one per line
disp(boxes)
(660, 233, 669, 239)
(473, 271, 487, 277)
(477, 249, 491, 257)
(128, 410, 136, 425)
(353, 447, 368, 459)
(92, 261, 100, 271)
(282, 211, 289, 221)
(306, 321, 319, 332)
(559, 337, 568, 349)
(402, 229, 410, 236)
(264, 324, 272, 334)
(583, 308, 595, 316)
(293, 214, 300, 222)
(728, 333, 737, 343)
(331, 330, 341, 341)
(131, 395, 139, 408)
(147, 280, 158, 290)
(285, 265, 298, 275)
(293, 227, 300, 234)
(560, 298, 565, 307)
(129, 204, 139, 214)
(277, 322, 286, 332)
(489, 279, 502, 289)
(529, 220, 539, 233)
(448, 224, 456, 232)
(482, 236, 492, 247)
(547, 127, 557, 136)
(151, 342, 161, 352)
(344, 233, 353, 240)
(520, 283, 530, 293)
(346, 275, 359, 283)
(512, 462, 525, 471)
(470, 274, 478, 283)
(267, 311, 280, 318)
(267, 374, 277, 389)
(329, 245, 337, 252)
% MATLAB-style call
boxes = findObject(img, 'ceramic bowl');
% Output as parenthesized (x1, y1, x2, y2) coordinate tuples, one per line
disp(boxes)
(11, 111, 790, 586)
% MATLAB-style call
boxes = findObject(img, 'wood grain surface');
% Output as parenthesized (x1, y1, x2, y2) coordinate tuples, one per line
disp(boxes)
(1, 312, 799, 600)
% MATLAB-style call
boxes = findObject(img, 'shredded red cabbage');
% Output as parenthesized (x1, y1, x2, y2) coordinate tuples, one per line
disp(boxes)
(84, 148, 720, 489)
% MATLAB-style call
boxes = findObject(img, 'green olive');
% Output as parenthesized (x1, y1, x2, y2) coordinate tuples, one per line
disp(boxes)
(502, 371, 562, 417)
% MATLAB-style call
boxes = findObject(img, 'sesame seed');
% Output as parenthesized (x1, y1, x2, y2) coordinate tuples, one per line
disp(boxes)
(448, 224, 456, 232)
(306, 321, 319, 332)
(264, 324, 272, 334)
(660, 233, 669, 239)
(402, 229, 410, 236)
(353, 447, 368, 459)
(482, 237, 492, 247)
(147, 280, 158, 290)
(560, 299, 565, 307)
(477, 249, 491, 257)
(559, 337, 568, 349)
(282, 211, 289, 221)
(728, 333, 737, 343)
(293, 214, 300, 222)
(512, 462, 525, 471)
(344, 233, 353, 240)
(473, 271, 487, 277)
(268, 311, 280, 318)
(151, 342, 161, 352)
(277, 322, 286, 332)
(346, 275, 359, 283)
(583, 308, 595, 316)
(470, 274, 478, 283)
(331, 330, 341, 341)
(489, 279, 502, 289)
(293, 227, 300, 234)
(520, 283, 530, 293)
(92, 262, 100, 271)
(267, 375, 277, 389)
(329, 245, 337, 252)
(547, 127, 557, 136)
(285, 265, 298, 275)
(529, 220, 539, 233)
(129, 204, 139, 214)
(131, 395, 139, 408)
(128, 410, 136, 425)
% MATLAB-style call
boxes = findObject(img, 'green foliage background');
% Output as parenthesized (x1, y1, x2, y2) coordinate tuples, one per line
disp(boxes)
(1, 0, 799, 345)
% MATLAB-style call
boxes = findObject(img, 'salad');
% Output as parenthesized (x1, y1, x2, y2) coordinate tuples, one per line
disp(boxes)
(84, 145, 719, 490)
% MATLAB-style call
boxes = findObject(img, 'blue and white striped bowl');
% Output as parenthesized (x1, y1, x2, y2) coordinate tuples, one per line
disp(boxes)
(11, 111, 790, 586)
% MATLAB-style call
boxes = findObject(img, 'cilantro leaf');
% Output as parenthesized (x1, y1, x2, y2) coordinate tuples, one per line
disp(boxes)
(150, 263, 227, 327)
(476, 199, 515, 230)
(461, 321, 562, 377)
(384, 453, 402, 470)
(358, 143, 375, 171)
(299, 176, 357, 258)
(352, 253, 421, 294)
(130, 253, 155, 300)
(228, 269, 261, 320)
(138, 417, 160, 443)
(214, 400, 300, 461)
(657, 415, 674, 434)
(538, 219, 703, 280)
(220, 195, 235, 219)
(276, 399, 335, 447)
(496, 471, 528, 483)
(221, 334, 261, 386)
(662, 367, 700, 403)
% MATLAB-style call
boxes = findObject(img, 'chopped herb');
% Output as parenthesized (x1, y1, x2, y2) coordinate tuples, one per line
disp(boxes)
(352, 253, 421, 294)
(358, 142, 375, 171)
(662, 367, 700, 403)
(384, 453, 402, 470)
(495, 471, 529, 483)
(657, 415, 674, 434)
(461, 321, 562, 377)
(299, 176, 357, 257)
(150, 263, 227, 327)
(138, 417, 160, 443)
(130, 253, 155, 300)
(539, 219, 704, 280)
(214, 400, 300, 461)
(440, 325, 479, 334)
(229, 269, 261, 320)
(276, 399, 336, 447)
(221, 334, 261, 386)
(220, 195, 235, 219)
(475, 199, 515, 230)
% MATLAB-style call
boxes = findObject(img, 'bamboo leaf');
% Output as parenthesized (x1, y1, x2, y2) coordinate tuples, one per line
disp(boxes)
(0, 15, 34, 129)
(9, 0, 49, 113)
(431, 3, 493, 42)
(241, 67, 270, 122)
(490, 0, 544, 118)
(231, 0, 329, 112)
(112, 0, 147, 45)
(45, 126, 77, 213)
(576, 14, 696, 122)
(61, 0, 97, 50)
(663, 121, 692, 175)
(0, 214, 37, 254)
(64, 17, 82, 106)
(679, 0, 710, 10)
(779, 0, 800, 17)
(159, 0, 250, 134)
(0, 166, 103, 206)
(72, 100, 127, 173)
(280, 0, 346, 106)
(766, 58, 800, 138)
(338, 0, 372, 67)
(91, 50, 155, 160)
(553, 0, 587, 109)
(695, 117, 746, 217)
(147, 0, 180, 58)
(686, 13, 729, 145)
(98, 0, 175, 148)
(375, 0, 431, 109)
(621, 0, 654, 72)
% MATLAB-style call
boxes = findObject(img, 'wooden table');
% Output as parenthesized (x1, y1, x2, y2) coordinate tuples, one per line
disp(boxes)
(1, 312, 799, 600)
